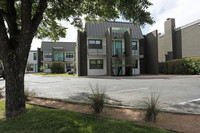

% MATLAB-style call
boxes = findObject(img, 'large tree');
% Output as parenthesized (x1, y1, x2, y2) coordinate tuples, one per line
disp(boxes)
(0, 0, 154, 118)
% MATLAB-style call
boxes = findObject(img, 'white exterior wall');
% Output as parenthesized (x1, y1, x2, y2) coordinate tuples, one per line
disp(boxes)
(26, 51, 37, 72)
(87, 57, 107, 75)
(132, 59, 140, 75)
(87, 37, 107, 75)
(86, 37, 141, 76)
(132, 40, 140, 75)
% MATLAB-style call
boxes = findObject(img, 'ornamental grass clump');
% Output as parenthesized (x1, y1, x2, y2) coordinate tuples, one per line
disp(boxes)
(143, 92, 161, 122)
(88, 84, 106, 114)
(24, 89, 36, 101)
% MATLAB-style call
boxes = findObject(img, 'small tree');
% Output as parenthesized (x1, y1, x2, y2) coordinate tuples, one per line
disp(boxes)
(26, 62, 32, 73)
(39, 66, 48, 73)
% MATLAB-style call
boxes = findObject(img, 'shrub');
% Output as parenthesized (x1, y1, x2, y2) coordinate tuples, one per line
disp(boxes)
(51, 62, 65, 73)
(0, 86, 5, 98)
(24, 89, 36, 101)
(143, 92, 160, 122)
(88, 84, 106, 114)
(159, 57, 200, 75)
(40, 66, 48, 73)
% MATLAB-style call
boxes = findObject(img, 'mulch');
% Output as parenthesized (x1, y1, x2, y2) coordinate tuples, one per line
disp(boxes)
(26, 97, 200, 133)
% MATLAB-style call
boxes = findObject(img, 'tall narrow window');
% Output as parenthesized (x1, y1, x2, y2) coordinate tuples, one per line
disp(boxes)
(88, 40, 102, 49)
(133, 59, 138, 68)
(33, 53, 37, 60)
(132, 41, 137, 50)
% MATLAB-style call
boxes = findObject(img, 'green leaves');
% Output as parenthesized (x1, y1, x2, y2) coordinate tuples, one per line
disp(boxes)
(1, 0, 154, 41)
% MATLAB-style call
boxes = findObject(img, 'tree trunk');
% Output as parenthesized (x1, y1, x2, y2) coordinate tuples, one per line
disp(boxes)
(2, 36, 32, 118)
(4, 51, 27, 118)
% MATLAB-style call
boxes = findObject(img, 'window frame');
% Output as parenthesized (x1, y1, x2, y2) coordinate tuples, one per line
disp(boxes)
(88, 39, 102, 49)
(133, 59, 138, 69)
(132, 41, 137, 50)
(44, 52, 52, 58)
(66, 53, 74, 58)
(33, 53, 37, 60)
(89, 59, 103, 69)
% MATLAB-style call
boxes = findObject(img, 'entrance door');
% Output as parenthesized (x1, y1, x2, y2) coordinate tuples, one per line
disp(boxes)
(112, 40, 122, 55)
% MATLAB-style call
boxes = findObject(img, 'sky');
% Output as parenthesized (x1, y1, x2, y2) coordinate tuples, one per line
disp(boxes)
(31, 0, 200, 50)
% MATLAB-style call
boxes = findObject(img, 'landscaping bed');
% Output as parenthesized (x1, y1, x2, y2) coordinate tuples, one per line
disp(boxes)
(0, 100, 176, 133)
(26, 97, 199, 133)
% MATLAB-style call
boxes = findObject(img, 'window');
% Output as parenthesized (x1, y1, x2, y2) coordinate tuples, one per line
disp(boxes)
(27, 64, 34, 71)
(54, 51, 63, 61)
(133, 59, 138, 68)
(90, 59, 103, 69)
(132, 41, 137, 50)
(89, 40, 102, 49)
(44, 63, 50, 69)
(66, 53, 74, 58)
(66, 63, 74, 69)
(33, 53, 37, 60)
(44, 52, 52, 58)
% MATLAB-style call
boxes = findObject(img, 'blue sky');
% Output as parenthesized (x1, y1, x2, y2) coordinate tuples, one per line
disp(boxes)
(31, 0, 200, 50)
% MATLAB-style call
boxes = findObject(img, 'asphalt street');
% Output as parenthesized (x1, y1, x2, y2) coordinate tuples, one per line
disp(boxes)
(0, 74, 200, 114)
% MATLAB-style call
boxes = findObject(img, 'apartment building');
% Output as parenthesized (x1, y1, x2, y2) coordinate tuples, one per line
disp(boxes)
(26, 50, 38, 72)
(41, 41, 76, 73)
(145, 18, 200, 74)
(76, 21, 145, 76)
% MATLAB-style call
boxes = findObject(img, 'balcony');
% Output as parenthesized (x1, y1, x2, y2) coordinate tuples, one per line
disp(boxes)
(43, 58, 52, 62)
(65, 58, 75, 62)
(88, 46, 106, 56)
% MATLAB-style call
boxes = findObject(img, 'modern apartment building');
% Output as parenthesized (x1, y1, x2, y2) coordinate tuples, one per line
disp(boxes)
(76, 21, 145, 76)
(40, 41, 76, 73)
(145, 18, 200, 74)
(26, 50, 38, 72)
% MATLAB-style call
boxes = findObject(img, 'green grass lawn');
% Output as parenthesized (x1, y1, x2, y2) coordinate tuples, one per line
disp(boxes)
(0, 102, 177, 133)
(32, 73, 76, 76)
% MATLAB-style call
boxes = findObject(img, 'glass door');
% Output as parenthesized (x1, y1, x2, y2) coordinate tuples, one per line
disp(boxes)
(112, 40, 122, 55)
(115, 41, 122, 55)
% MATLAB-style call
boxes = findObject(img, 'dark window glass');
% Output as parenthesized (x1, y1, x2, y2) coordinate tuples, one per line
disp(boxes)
(132, 41, 137, 50)
(89, 40, 102, 49)
(133, 59, 138, 68)
(33, 53, 37, 60)
(44, 52, 52, 58)
(66, 63, 74, 69)
(66, 53, 74, 58)
(27, 64, 34, 71)
(90, 59, 103, 69)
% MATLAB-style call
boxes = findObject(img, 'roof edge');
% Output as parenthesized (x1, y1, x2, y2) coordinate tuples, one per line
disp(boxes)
(175, 19, 200, 31)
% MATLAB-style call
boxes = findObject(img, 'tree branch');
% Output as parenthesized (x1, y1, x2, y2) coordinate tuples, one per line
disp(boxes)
(21, 0, 32, 34)
(0, 14, 9, 60)
(31, 0, 47, 34)
(6, 0, 19, 37)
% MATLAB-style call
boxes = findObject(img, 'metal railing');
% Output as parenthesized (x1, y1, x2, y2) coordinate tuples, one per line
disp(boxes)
(88, 46, 106, 56)
(43, 58, 52, 62)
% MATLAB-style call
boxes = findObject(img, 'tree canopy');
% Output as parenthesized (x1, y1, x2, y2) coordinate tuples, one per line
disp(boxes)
(0, 0, 154, 118)
(0, 0, 154, 41)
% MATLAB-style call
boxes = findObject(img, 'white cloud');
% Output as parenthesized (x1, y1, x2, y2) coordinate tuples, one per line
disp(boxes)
(31, 1, 200, 49)
(144, 0, 200, 34)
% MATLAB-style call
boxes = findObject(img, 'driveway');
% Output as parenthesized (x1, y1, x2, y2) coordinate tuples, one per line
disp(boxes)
(0, 74, 200, 114)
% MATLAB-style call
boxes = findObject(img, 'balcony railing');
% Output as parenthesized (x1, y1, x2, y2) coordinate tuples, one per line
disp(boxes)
(88, 46, 106, 56)
(43, 58, 52, 62)
(88, 46, 144, 57)
(65, 58, 74, 62)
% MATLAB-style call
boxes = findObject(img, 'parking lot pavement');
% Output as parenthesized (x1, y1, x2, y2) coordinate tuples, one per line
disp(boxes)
(0, 74, 200, 114)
